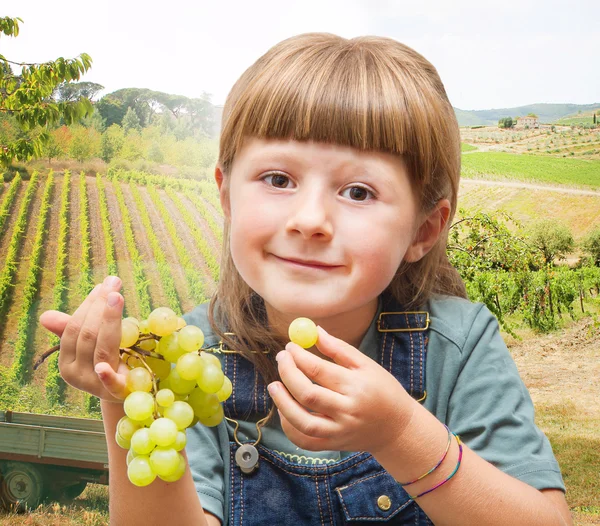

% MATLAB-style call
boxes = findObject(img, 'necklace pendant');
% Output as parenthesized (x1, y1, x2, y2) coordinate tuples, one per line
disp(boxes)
(235, 443, 259, 474)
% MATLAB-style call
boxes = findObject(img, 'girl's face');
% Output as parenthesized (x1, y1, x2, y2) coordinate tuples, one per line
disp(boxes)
(217, 137, 445, 326)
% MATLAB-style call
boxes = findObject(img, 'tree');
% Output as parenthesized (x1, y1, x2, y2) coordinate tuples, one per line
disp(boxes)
(582, 228, 600, 266)
(100, 124, 124, 163)
(524, 219, 575, 264)
(69, 125, 100, 162)
(0, 16, 93, 168)
(96, 96, 127, 127)
(122, 107, 141, 133)
(53, 81, 104, 103)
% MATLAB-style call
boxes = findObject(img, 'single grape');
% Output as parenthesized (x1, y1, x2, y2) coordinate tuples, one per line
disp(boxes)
(124, 391, 155, 422)
(148, 307, 178, 336)
(173, 431, 187, 452)
(178, 325, 205, 352)
(117, 416, 142, 441)
(200, 351, 221, 368)
(158, 333, 185, 363)
(128, 455, 156, 487)
(126, 448, 138, 465)
(120, 320, 140, 348)
(198, 363, 225, 394)
(126, 367, 153, 393)
(149, 417, 178, 447)
(139, 319, 150, 334)
(176, 317, 187, 330)
(168, 368, 197, 395)
(199, 404, 225, 427)
(146, 356, 171, 380)
(158, 452, 186, 482)
(115, 429, 131, 450)
(288, 317, 318, 348)
(156, 388, 175, 408)
(130, 428, 156, 455)
(124, 316, 140, 328)
(188, 388, 220, 419)
(138, 337, 157, 352)
(149, 447, 180, 478)
(216, 376, 233, 402)
(176, 353, 204, 381)
(164, 401, 194, 430)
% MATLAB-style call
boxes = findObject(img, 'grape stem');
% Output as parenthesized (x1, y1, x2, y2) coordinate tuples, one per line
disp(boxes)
(33, 341, 167, 371)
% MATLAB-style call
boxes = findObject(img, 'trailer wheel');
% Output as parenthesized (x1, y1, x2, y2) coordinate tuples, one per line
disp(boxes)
(0, 461, 45, 511)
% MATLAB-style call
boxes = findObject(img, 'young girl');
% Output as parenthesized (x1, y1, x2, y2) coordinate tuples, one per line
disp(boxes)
(40, 33, 571, 525)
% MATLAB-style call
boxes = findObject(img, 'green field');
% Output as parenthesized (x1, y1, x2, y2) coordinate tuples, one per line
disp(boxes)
(461, 152, 600, 189)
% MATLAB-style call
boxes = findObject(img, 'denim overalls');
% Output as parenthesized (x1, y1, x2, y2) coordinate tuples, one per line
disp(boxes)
(221, 294, 433, 525)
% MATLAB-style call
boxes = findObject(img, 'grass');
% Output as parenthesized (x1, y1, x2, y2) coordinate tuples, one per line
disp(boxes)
(461, 152, 600, 189)
(461, 143, 478, 152)
(535, 400, 600, 508)
(0, 485, 108, 525)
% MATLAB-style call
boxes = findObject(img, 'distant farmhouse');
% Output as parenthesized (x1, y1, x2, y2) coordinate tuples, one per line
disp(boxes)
(516, 116, 539, 129)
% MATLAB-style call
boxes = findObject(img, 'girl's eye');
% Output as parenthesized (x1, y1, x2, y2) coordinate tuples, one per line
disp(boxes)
(341, 185, 374, 201)
(263, 173, 293, 189)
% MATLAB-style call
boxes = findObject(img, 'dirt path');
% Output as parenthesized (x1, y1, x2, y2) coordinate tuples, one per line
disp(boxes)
(65, 173, 82, 315)
(86, 175, 108, 284)
(461, 178, 600, 196)
(120, 182, 166, 311)
(508, 318, 600, 418)
(103, 180, 140, 320)
(30, 176, 63, 388)
(137, 186, 195, 314)
(0, 178, 45, 368)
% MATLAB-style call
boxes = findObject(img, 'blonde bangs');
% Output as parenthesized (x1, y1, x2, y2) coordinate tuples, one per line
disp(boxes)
(218, 33, 459, 202)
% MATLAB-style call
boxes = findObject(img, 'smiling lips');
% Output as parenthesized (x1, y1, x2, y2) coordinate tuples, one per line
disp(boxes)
(274, 255, 342, 270)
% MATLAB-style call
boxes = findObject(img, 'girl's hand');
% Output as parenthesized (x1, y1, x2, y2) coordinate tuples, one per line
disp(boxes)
(268, 326, 417, 454)
(39, 275, 129, 403)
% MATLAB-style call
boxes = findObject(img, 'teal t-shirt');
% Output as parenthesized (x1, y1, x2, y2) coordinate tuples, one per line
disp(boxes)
(183, 295, 565, 523)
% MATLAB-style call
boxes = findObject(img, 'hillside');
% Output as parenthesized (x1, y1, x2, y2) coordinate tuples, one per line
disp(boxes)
(454, 102, 600, 127)
(0, 170, 223, 407)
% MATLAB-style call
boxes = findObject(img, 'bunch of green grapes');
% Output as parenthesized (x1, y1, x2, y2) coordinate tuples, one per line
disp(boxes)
(116, 307, 232, 487)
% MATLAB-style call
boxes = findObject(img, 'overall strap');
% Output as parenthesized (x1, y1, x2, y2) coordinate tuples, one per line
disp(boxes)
(222, 347, 272, 420)
(377, 292, 429, 403)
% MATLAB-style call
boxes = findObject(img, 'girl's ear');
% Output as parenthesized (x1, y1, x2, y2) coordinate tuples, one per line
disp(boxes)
(215, 165, 231, 220)
(404, 199, 451, 263)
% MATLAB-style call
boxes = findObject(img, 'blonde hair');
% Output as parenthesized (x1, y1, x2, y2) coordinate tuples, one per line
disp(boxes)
(209, 33, 466, 402)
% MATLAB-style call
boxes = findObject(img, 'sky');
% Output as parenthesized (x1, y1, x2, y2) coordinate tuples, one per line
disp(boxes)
(3, 0, 599, 111)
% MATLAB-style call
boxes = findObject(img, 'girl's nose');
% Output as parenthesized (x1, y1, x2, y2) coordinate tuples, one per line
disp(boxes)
(285, 190, 333, 240)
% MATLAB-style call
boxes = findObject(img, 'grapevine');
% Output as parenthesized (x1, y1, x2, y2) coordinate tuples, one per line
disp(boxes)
(110, 174, 152, 318)
(0, 171, 41, 322)
(77, 171, 94, 299)
(0, 171, 21, 233)
(10, 171, 54, 382)
(46, 170, 71, 403)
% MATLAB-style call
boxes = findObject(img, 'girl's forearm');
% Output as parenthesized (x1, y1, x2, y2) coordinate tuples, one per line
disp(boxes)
(101, 400, 210, 526)
(371, 401, 571, 526)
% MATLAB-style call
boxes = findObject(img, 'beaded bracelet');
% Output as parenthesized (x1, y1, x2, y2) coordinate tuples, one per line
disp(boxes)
(407, 434, 463, 500)
(398, 424, 452, 487)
